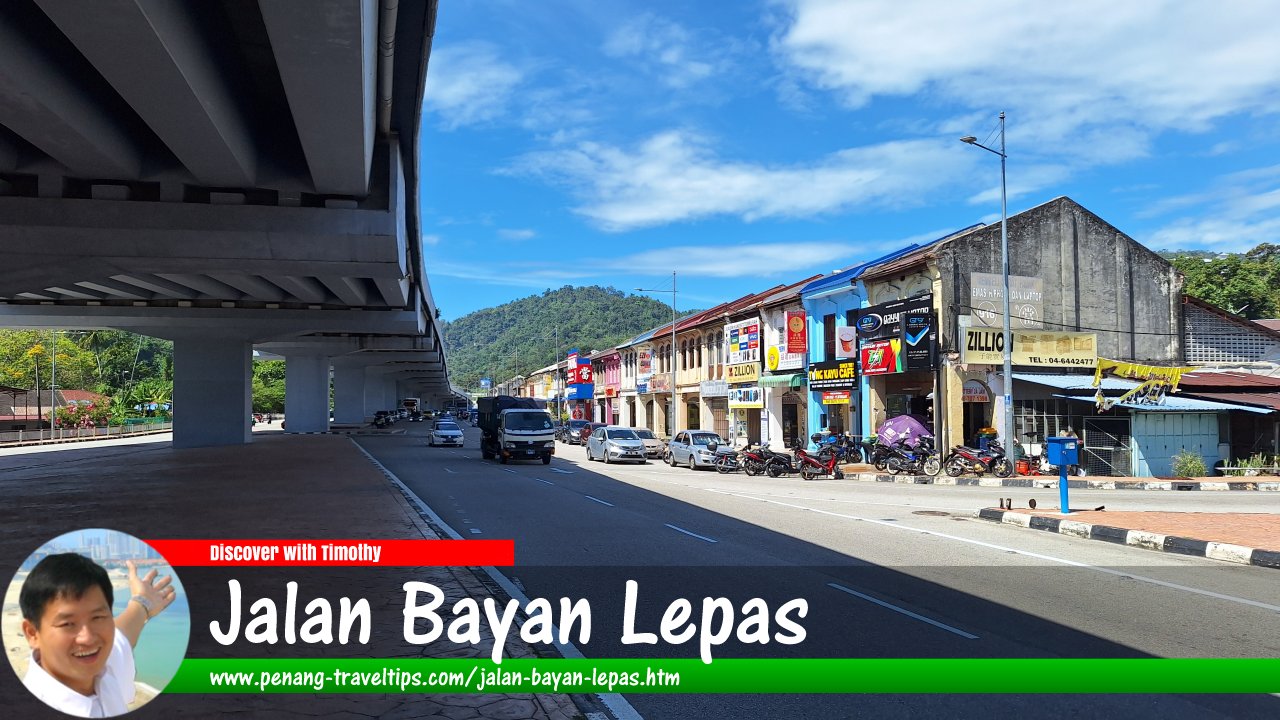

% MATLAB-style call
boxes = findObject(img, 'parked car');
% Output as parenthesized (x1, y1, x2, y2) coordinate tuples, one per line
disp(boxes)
(666, 430, 725, 470)
(561, 419, 591, 444)
(630, 427, 664, 458)
(428, 419, 464, 447)
(585, 426, 648, 464)
(578, 422, 607, 445)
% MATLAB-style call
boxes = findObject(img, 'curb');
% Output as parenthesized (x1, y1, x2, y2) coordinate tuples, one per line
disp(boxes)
(975, 508, 1280, 570)
(843, 469, 1280, 492)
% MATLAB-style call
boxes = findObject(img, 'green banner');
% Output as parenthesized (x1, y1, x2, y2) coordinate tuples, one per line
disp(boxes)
(171, 658, 1280, 694)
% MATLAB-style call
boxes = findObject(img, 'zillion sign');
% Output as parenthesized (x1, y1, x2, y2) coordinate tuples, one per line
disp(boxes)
(962, 328, 1098, 368)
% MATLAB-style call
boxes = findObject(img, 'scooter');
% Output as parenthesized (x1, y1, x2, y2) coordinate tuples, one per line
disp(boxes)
(762, 445, 799, 478)
(738, 443, 768, 476)
(886, 436, 942, 476)
(707, 442, 740, 474)
(793, 444, 845, 481)
(943, 441, 1014, 478)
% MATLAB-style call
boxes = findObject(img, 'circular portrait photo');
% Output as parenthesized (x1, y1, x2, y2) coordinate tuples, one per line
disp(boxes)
(4, 529, 189, 717)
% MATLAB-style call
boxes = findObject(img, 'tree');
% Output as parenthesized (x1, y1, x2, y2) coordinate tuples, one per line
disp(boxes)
(1171, 252, 1278, 319)
(252, 360, 286, 412)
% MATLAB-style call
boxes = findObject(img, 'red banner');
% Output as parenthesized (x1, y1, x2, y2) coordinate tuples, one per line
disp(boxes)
(786, 310, 807, 354)
(146, 539, 514, 566)
(860, 339, 901, 375)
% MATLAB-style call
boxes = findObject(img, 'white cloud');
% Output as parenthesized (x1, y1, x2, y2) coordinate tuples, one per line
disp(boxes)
(1142, 164, 1280, 251)
(601, 242, 857, 278)
(503, 130, 972, 231)
(603, 14, 722, 89)
(498, 228, 537, 241)
(426, 42, 523, 130)
(422, 234, 442, 246)
(773, 0, 1280, 152)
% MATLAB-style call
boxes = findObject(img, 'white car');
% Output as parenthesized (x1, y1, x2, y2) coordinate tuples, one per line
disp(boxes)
(630, 427, 664, 459)
(428, 420, 464, 447)
(585, 426, 648, 464)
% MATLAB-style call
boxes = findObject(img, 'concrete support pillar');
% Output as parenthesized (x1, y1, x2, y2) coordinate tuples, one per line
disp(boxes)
(332, 364, 368, 424)
(172, 336, 252, 448)
(635, 396, 649, 431)
(673, 392, 688, 433)
(765, 389, 784, 449)
(284, 354, 331, 433)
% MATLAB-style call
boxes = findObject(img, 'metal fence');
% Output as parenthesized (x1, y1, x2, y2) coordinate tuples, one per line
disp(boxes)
(0, 422, 173, 446)
(1082, 417, 1132, 477)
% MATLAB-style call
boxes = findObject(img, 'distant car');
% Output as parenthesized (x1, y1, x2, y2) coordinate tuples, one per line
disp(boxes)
(409, 410, 423, 422)
(561, 419, 591, 444)
(666, 430, 725, 470)
(578, 422, 607, 445)
(585, 426, 648, 464)
(630, 427, 664, 458)
(428, 420, 464, 447)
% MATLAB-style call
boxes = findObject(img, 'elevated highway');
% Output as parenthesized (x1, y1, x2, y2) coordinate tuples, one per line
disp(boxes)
(0, 0, 460, 445)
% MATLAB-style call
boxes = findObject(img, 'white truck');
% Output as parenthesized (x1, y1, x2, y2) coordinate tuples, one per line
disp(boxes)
(477, 396, 556, 464)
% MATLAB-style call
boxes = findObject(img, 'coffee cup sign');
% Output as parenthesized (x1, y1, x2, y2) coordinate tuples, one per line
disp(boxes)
(836, 326, 857, 359)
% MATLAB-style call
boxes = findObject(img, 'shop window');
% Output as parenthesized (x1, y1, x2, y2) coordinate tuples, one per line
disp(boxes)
(823, 314, 835, 360)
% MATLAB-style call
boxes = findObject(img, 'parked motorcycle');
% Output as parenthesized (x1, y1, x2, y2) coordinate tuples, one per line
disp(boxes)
(943, 441, 1014, 478)
(815, 432, 859, 465)
(707, 442, 740, 474)
(738, 443, 768, 476)
(762, 446, 799, 477)
(886, 436, 942, 476)
(793, 444, 845, 481)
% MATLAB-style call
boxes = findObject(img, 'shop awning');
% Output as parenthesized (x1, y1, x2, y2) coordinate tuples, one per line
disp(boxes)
(1053, 393, 1273, 414)
(759, 373, 806, 388)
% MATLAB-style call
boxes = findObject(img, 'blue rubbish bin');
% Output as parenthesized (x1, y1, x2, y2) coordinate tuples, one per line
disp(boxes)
(977, 437, 990, 451)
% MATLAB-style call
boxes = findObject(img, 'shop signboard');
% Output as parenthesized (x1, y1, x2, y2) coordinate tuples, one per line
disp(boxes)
(970, 273, 1044, 329)
(727, 386, 763, 409)
(726, 318, 761, 365)
(648, 375, 671, 393)
(567, 349, 594, 398)
(807, 358, 857, 391)
(637, 344, 653, 383)
(786, 310, 807, 354)
(699, 379, 728, 397)
(855, 294, 937, 372)
(821, 390, 851, 405)
(727, 362, 760, 385)
(860, 339, 900, 376)
(961, 380, 989, 403)
(961, 328, 1098, 367)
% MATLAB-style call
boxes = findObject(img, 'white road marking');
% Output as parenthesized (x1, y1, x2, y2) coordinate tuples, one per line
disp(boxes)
(443, 468, 456, 474)
(584, 495, 614, 507)
(827, 582, 979, 639)
(353, 443, 644, 720)
(711, 489, 1280, 614)
(550, 467, 574, 474)
(665, 523, 718, 543)
(502, 468, 518, 474)
(469, 528, 483, 534)
(536, 478, 554, 485)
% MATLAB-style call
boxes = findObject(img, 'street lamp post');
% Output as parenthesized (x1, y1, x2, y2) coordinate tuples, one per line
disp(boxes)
(961, 111, 1013, 456)
(637, 272, 677, 437)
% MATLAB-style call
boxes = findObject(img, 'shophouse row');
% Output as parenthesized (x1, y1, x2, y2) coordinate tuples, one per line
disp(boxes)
(500, 197, 1280, 477)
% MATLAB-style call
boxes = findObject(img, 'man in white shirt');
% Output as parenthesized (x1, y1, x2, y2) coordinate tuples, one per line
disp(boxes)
(20, 553, 177, 718)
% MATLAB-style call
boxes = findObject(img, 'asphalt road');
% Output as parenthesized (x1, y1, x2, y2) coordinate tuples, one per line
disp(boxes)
(357, 426, 1279, 719)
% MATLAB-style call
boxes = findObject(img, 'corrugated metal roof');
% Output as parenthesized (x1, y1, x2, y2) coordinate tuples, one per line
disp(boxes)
(1054, 393, 1273, 414)
(1257, 319, 1280, 332)
(1179, 370, 1280, 390)
(1012, 373, 1137, 391)
(1181, 391, 1280, 412)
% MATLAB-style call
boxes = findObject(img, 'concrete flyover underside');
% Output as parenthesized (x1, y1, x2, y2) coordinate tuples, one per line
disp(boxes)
(0, 0, 462, 446)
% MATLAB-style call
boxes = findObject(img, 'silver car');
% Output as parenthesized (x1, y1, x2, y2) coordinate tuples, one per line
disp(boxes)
(428, 420, 464, 447)
(630, 427, 664, 459)
(666, 430, 725, 470)
(585, 426, 647, 464)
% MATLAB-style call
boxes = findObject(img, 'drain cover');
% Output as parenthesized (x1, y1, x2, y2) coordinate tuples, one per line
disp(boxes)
(911, 510, 951, 517)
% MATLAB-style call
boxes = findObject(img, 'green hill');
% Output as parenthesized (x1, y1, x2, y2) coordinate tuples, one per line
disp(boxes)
(442, 285, 692, 392)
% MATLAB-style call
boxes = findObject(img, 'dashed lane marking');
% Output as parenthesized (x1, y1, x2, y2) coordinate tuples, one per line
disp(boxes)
(584, 495, 615, 507)
(550, 467, 574, 474)
(664, 523, 717, 543)
(536, 478, 554, 485)
(469, 528, 483, 534)
(443, 468, 456, 474)
(827, 582, 979, 639)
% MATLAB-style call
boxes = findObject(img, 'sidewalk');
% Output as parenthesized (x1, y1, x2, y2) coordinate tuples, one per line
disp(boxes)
(976, 507, 1280, 569)
(0, 434, 582, 719)
(838, 463, 1280, 491)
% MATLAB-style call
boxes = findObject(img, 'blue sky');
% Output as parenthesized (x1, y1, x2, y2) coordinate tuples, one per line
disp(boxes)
(420, 0, 1280, 321)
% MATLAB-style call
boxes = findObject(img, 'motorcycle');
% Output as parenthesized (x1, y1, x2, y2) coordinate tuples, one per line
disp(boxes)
(943, 441, 1014, 478)
(815, 432, 859, 465)
(738, 443, 768, 476)
(762, 446, 799, 477)
(886, 436, 942, 476)
(707, 442, 740, 474)
(793, 444, 845, 481)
